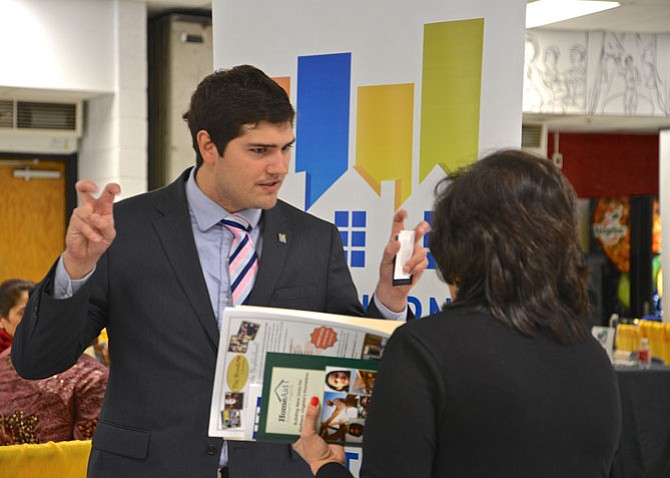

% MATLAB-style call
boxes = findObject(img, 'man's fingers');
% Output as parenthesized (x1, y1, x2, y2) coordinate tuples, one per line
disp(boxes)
(70, 208, 104, 244)
(98, 183, 121, 214)
(75, 181, 120, 214)
(70, 205, 117, 244)
(75, 180, 100, 208)
(413, 220, 431, 242)
(389, 209, 408, 239)
(400, 221, 430, 271)
(384, 215, 430, 265)
(404, 245, 429, 275)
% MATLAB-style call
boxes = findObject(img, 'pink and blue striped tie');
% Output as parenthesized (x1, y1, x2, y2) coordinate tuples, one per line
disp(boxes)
(222, 215, 258, 306)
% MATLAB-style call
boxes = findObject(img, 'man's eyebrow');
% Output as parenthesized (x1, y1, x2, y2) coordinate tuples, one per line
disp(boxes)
(247, 138, 296, 148)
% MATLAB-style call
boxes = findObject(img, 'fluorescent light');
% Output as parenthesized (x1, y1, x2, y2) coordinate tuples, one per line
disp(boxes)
(526, 0, 620, 29)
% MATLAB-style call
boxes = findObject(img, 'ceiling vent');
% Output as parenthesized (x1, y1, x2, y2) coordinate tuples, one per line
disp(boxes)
(0, 99, 82, 136)
(521, 122, 547, 156)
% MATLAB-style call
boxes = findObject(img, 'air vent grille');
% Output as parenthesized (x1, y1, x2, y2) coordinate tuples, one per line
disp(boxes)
(521, 123, 544, 149)
(0, 99, 80, 135)
(16, 101, 77, 130)
(0, 100, 13, 128)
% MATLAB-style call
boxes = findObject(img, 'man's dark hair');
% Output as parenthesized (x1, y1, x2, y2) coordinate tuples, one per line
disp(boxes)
(183, 65, 295, 167)
(429, 149, 590, 344)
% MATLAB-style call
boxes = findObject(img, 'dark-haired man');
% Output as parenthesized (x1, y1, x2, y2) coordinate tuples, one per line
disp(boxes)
(13, 65, 428, 478)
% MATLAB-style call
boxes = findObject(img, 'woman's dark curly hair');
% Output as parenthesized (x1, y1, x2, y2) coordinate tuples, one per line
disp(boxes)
(429, 149, 589, 343)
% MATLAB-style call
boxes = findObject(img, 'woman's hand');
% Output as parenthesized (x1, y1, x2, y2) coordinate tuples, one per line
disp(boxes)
(293, 396, 346, 475)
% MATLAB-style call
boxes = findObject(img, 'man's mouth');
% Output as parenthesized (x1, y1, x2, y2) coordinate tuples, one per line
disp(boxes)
(259, 178, 283, 192)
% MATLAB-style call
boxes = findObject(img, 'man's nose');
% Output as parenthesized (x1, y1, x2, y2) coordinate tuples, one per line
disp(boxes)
(268, 151, 289, 175)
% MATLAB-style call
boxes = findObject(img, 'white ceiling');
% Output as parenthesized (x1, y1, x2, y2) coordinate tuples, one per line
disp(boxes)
(527, 0, 670, 34)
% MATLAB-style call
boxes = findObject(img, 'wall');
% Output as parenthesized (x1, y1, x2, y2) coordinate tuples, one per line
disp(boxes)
(148, 14, 213, 188)
(0, 0, 115, 93)
(0, 0, 148, 199)
(548, 131, 659, 198)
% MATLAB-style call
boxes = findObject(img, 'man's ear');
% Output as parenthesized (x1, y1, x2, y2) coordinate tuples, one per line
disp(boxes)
(196, 130, 220, 165)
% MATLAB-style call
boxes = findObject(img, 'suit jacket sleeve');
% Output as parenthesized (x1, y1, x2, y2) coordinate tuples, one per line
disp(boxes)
(316, 462, 354, 478)
(12, 258, 108, 380)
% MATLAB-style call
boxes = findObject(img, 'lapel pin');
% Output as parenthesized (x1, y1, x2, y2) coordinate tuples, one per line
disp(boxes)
(278, 233, 287, 244)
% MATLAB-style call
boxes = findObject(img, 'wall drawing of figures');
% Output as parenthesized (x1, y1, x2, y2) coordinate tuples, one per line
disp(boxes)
(524, 31, 588, 114)
(524, 30, 670, 117)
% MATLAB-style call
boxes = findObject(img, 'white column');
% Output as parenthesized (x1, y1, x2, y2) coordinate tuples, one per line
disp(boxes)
(661, 129, 670, 322)
(79, 0, 147, 199)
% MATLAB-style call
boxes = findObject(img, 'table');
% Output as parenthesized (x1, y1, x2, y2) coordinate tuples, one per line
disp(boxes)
(611, 364, 670, 478)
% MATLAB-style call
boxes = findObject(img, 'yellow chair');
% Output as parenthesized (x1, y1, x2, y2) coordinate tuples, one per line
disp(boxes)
(0, 440, 91, 478)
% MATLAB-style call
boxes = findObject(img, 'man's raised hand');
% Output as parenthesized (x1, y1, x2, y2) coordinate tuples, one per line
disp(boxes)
(374, 209, 430, 313)
(63, 181, 120, 279)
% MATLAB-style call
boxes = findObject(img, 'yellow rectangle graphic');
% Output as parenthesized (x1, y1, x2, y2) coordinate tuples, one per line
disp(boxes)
(355, 83, 414, 210)
(420, 19, 484, 180)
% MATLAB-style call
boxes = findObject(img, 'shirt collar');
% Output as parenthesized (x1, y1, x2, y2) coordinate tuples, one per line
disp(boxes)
(185, 168, 262, 232)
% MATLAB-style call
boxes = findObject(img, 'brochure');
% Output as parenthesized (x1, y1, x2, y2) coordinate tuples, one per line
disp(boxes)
(257, 352, 379, 444)
(208, 305, 401, 442)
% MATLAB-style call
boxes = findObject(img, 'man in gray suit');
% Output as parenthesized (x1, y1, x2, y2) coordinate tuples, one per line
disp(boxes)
(12, 65, 429, 478)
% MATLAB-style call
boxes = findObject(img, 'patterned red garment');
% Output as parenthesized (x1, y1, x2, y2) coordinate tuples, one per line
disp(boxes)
(0, 348, 108, 445)
(0, 329, 11, 354)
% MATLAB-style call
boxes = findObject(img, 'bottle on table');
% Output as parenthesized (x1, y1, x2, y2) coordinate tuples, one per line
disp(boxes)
(638, 337, 652, 369)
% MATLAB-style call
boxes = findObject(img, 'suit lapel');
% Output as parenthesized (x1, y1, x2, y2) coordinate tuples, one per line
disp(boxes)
(248, 203, 290, 306)
(154, 170, 219, 348)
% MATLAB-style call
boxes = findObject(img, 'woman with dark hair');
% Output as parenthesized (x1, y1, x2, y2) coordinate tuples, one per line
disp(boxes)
(294, 150, 621, 478)
(0, 279, 34, 353)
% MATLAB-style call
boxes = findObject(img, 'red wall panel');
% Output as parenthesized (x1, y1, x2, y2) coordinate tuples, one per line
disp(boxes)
(547, 132, 659, 198)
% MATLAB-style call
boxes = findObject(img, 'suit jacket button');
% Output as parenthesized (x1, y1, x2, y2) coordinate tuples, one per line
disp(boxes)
(207, 445, 218, 455)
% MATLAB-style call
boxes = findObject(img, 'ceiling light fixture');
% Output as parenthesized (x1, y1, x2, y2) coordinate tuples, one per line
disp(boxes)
(526, 0, 620, 29)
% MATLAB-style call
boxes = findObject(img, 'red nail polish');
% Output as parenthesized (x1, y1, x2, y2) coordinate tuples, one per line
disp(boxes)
(311, 396, 319, 406)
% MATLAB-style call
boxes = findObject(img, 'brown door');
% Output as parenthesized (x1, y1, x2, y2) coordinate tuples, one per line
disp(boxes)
(0, 158, 67, 283)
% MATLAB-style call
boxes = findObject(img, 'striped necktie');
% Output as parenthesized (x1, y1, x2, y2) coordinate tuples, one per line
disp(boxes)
(221, 215, 258, 306)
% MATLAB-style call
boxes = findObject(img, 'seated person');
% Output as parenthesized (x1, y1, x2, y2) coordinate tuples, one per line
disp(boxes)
(0, 279, 108, 445)
(0, 319, 11, 354)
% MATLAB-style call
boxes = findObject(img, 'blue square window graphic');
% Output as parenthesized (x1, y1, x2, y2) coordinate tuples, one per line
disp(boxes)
(351, 231, 366, 247)
(351, 250, 365, 268)
(335, 211, 349, 228)
(352, 211, 366, 227)
(335, 210, 367, 268)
